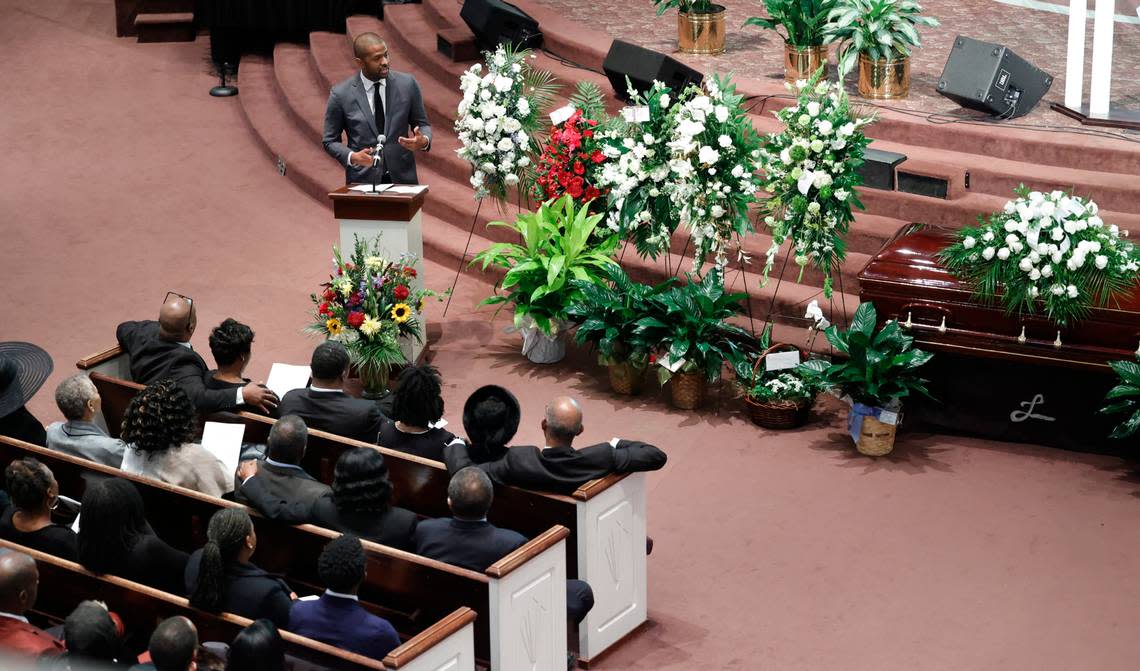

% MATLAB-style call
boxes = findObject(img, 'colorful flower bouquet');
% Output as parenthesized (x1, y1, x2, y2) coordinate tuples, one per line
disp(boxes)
(758, 73, 874, 297)
(455, 44, 557, 201)
(939, 187, 1140, 326)
(310, 235, 441, 395)
(665, 73, 765, 271)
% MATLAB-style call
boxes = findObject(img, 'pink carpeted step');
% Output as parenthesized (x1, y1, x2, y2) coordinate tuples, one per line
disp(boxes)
(308, 31, 356, 90)
(274, 42, 328, 143)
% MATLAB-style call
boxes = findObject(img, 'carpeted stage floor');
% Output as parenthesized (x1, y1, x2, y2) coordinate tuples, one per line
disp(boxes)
(3, 0, 1140, 669)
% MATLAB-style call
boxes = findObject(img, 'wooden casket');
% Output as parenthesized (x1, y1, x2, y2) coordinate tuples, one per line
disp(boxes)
(858, 223, 1140, 451)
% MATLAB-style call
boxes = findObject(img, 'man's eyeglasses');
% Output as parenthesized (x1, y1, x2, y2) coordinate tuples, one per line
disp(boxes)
(165, 291, 194, 330)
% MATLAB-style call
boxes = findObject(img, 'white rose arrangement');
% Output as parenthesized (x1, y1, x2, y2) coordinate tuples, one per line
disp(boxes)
(757, 74, 874, 297)
(940, 186, 1140, 326)
(455, 45, 556, 201)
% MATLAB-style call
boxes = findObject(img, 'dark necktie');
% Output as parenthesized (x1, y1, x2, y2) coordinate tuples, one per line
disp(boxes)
(374, 81, 385, 135)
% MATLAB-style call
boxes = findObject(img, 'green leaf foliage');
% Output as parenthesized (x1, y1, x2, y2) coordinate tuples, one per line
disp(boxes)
(807, 301, 935, 407)
(744, 0, 839, 46)
(822, 0, 940, 76)
(472, 195, 620, 335)
(1101, 356, 1140, 439)
(564, 264, 676, 364)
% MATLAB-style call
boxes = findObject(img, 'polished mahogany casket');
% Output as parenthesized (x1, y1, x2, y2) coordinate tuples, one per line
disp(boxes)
(857, 224, 1140, 451)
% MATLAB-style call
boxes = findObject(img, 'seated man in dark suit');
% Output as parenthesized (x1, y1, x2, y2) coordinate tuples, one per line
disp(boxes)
(275, 341, 388, 444)
(415, 467, 594, 625)
(0, 550, 64, 658)
(116, 293, 278, 414)
(287, 534, 400, 660)
(444, 395, 667, 495)
(129, 615, 198, 671)
(234, 415, 329, 509)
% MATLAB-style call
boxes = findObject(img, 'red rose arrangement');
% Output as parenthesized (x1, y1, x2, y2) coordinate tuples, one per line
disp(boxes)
(533, 109, 609, 211)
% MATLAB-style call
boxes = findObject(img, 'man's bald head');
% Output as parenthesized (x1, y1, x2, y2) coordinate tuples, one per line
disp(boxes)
(353, 32, 386, 58)
(158, 296, 195, 342)
(542, 396, 584, 447)
(149, 616, 198, 671)
(0, 551, 39, 615)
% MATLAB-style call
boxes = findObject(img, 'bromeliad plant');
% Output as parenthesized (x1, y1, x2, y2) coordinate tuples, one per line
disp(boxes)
(1100, 355, 1140, 439)
(759, 72, 874, 297)
(939, 187, 1140, 327)
(473, 194, 620, 336)
(800, 301, 934, 408)
(823, 0, 939, 76)
(744, 0, 837, 47)
(635, 271, 757, 384)
(566, 264, 676, 368)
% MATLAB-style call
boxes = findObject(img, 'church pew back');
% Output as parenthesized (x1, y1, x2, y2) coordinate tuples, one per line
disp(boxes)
(0, 436, 568, 668)
(0, 538, 477, 671)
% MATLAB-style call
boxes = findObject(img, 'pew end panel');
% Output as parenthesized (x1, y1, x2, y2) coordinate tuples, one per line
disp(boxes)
(487, 526, 569, 671)
(384, 607, 478, 671)
(78, 347, 133, 436)
(575, 471, 648, 664)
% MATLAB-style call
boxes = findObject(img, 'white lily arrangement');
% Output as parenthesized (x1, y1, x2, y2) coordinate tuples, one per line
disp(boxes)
(758, 73, 873, 297)
(455, 45, 556, 201)
(939, 186, 1140, 326)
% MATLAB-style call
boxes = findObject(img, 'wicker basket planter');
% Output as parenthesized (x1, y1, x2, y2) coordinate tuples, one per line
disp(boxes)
(741, 343, 815, 429)
(608, 361, 646, 396)
(846, 401, 901, 456)
(669, 370, 707, 410)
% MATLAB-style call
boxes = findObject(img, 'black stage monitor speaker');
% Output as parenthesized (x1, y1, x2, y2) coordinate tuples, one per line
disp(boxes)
(603, 40, 703, 103)
(460, 0, 543, 51)
(937, 35, 1053, 119)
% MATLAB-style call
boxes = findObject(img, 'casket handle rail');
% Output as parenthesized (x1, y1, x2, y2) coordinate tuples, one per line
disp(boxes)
(898, 303, 952, 333)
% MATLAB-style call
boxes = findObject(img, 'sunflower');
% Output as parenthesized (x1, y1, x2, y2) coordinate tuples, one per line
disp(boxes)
(390, 303, 412, 323)
(416, 298, 424, 312)
(326, 318, 343, 336)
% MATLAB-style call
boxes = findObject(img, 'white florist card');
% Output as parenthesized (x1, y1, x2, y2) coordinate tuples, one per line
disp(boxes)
(201, 422, 246, 476)
(620, 106, 650, 123)
(549, 104, 576, 125)
(266, 363, 311, 400)
(765, 350, 801, 372)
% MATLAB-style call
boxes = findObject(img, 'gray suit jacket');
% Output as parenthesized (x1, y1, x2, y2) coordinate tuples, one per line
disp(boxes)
(322, 71, 433, 185)
(45, 421, 126, 468)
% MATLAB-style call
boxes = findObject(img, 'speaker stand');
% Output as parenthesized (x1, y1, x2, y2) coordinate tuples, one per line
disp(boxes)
(1051, 102, 1140, 131)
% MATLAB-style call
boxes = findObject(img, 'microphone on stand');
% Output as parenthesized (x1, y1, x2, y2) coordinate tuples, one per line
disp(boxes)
(370, 135, 386, 194)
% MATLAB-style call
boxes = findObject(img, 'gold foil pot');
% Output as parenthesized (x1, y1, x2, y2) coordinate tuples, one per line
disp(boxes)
(677, 6, 726, 55)
(857, 53, 910, 99)
(784, 43, 829, 83)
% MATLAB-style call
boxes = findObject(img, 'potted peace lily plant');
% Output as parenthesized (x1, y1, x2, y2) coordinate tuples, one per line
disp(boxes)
(745, 0, 838, 82)
(473, 194, 619, 364)
(652, 0, 727, 54)
(1101, 355, 1140, 439)
(801, 301, 934, 456)
(565, 264, 676, 395)
(823, 0, 939, 99)
(635, 271, 756, 410)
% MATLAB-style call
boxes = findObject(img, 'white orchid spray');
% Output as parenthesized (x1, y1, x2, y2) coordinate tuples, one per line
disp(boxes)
(939, 186, 1140, 326)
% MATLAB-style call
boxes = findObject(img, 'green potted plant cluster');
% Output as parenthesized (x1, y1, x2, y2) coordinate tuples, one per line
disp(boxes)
(801, 302, 934, 455)
(822, 0, 939, 99)
(1100, 355, 1140, 439)
(473, 194, 619, 364)
(733, 324, 825, 429)
(636, 272, 757, 410)
(744, 0, 837, 82)
(566, 265, 676, 395)
(652, 0, 727, 54)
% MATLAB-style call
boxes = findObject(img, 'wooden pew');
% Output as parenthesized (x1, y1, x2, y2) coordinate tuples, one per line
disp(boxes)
(78, 345, 649, 664)
(0, 436, 568, 671)
(0, 538, 477, 671)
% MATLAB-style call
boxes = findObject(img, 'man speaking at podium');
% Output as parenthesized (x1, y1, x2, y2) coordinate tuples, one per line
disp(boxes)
(322, 32, 432, 185)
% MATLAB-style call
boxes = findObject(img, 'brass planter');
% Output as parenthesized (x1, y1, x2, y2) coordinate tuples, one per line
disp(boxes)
(670, 371, 708, 410)
(678, 5, 726, 55)
(784, 43, 829, 84)
(857, 53, 910, 99)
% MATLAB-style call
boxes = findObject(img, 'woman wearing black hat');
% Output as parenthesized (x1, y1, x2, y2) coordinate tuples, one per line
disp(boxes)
(0, 342, 54, 447)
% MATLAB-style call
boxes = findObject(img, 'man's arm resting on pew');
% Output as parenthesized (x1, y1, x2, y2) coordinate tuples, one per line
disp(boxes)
(611, 439, 668, 473)
(237, 464, 316, 524)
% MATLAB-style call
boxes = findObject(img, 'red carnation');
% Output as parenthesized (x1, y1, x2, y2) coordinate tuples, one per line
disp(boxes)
(349, 291, 362, 305)
(573, 161, 585, 175)
(588, 119, 598, 127)
(403, 266, 417, 278)
(591, 150, 605, 164)
(347, 311, 365, 328)
(584, 186, 601, 201)
(318, 302, 331, 316)
(322, 288, 336, 301)
(583, 130, 594, 138)
(394, 284, 410, 301)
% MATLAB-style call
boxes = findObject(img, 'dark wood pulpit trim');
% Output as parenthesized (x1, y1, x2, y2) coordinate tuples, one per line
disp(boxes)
(329, 185, 429, 222)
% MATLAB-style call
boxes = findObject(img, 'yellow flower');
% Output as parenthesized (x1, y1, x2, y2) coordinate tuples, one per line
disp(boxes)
(359, 315, 382, 337)
(416, 298, 424, 312)
(364, 256, 384, 271)
(335, 277, 353, 297)
(390, 303, 412, 323)
(326, 318, 342, 336)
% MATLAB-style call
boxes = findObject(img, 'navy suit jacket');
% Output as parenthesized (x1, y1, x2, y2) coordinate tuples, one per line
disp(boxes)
(413, 518, 527, 573)
(288, 592, 400, 661)
(116, 320, 238, 414)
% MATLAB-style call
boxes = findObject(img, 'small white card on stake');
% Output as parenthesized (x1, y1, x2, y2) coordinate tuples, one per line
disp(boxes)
(658, 354, 686, 373)
(620, 106, 650, 123)
(765, 350, 801, 372)
(878, 410, 899, 425)
(549, 105, 576, 126)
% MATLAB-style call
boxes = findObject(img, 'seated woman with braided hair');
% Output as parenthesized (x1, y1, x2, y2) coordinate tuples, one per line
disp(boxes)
(376, 364, 456, 462)
(184, 508, 295, 628)
(119, 379, 231, 498)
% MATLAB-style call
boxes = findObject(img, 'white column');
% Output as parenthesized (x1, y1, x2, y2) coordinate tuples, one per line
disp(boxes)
(1064, 0, 1087, 109)
(1089, 0, 1116, 115)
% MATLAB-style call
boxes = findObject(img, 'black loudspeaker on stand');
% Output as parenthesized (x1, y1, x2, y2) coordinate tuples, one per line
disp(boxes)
(936, 35, 1052, 119)
(460, 0, 543, 50)
(602, 40, 703, 102)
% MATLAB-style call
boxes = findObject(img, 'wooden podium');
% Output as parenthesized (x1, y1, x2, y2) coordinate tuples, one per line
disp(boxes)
(328, 185, 429, 363)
